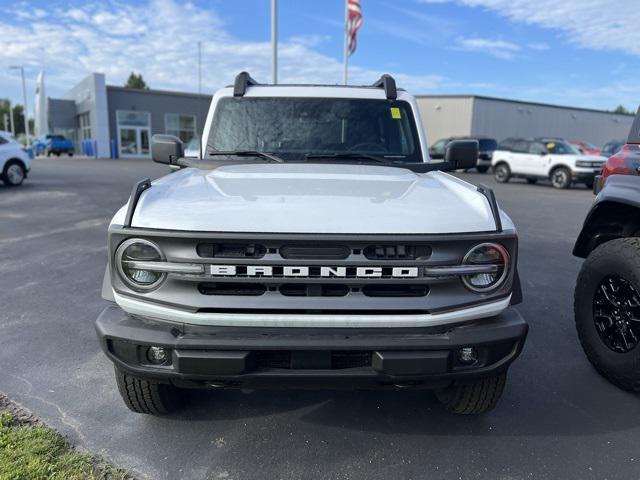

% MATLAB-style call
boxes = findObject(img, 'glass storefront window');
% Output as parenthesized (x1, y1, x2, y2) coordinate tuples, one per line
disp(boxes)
(165, 113, 196, 143)
(117, 111, 150, 127)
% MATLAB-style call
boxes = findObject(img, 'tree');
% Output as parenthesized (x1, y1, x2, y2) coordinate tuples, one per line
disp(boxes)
(612, 104, 631, 115)
(0, 98, 33, 136)
(125, 72, 149, 89)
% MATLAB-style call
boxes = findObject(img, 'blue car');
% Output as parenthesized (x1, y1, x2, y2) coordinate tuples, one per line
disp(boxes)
(34, 134, 74, 156)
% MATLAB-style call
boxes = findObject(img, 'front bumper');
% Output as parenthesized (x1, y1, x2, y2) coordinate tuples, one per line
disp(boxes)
(96, 304, 528, 390)
(572, 168, 600, 183)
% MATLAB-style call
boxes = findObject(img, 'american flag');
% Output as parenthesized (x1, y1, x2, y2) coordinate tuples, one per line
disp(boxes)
(346, 0, 363, 56)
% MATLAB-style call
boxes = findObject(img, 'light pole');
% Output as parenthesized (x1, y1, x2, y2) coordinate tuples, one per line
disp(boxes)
(9, 65, 30, 147)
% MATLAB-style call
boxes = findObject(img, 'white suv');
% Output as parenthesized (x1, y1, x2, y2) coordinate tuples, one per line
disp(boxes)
(491, 137, 605, 189)
(0, 131, 31, 186)
(95, 72, 528, 416)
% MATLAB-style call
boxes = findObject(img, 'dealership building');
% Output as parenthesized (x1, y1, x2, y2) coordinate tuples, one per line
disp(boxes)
(41, 73, 212, 158)
(416, 95, 634, 146)
(39, 73, 634, 158)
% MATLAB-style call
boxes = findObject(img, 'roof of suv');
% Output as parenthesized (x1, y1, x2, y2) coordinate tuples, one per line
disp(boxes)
(224, 71, 405, 101)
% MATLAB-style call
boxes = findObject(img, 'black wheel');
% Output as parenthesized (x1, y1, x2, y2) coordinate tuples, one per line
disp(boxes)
(115, 367, 185, 415)
(435, 373, 507, 414)
(526, 178, 538, 184)
(494, 163, 511, 183)
(550, 167, 572, 189)
(68, 152, 73, 157)
(46, 150, 51, 157)
(2, 160, 25, 186)
(575, 238, 640, 391)
(585, 180, 594, 190)
(477, 166, 489, 173)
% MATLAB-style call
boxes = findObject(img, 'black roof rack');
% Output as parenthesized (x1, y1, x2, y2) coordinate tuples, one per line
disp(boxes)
(233, 71, 259, 97)
(372, 74, 397, 100)
(231, 72, 400, 98)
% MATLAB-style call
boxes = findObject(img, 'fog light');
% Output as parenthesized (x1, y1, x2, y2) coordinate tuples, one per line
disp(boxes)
(147, 346, 170, 365)
(457, 347, 478, 365)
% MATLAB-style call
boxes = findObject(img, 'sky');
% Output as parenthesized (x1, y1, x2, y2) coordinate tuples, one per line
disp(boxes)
(1, 0, 639, 116)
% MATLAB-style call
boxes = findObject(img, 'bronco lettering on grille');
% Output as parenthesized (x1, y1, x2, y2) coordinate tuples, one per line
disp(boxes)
(209, 265, 419, 278)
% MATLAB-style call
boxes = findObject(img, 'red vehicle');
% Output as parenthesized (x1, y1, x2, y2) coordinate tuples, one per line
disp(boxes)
(593, 134, 640, 193)
(570, 140, 601, 157)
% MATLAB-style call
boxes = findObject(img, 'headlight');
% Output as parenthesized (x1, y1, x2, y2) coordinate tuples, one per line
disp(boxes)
(576, 160, 593, 168)
(461, 243, 509, 292)
(115, 238, 166, 291)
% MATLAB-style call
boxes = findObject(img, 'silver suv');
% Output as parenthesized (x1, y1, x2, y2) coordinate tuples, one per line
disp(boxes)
(96, 73, 527, 416)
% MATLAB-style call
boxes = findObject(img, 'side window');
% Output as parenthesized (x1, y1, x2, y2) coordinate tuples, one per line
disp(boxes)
(529, 142, 547, 155)
(0, 136, 7, 145)
(512, 141, 529, 153)
(498, 139, 514, 151)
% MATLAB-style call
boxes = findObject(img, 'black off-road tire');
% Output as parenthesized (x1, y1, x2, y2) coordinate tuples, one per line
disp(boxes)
(477, 166, 489, 173)
(115, 368, 185, 415)
(435, 372, 507, 414)
(550, 167, 572, 189)
(575, 238, 640, 391)
(494, 163, 511, 183)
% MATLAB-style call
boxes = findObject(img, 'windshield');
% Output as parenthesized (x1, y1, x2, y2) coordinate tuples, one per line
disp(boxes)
(542, 140, 581, 155)
(206, 97, 422, 162)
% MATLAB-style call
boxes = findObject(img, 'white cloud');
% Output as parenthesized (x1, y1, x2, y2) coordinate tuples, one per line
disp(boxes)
(527, 42, 549, 51)
(0, 0, 450, 109)
(423, 0, 640, 57)
(456, 37, 521, 60)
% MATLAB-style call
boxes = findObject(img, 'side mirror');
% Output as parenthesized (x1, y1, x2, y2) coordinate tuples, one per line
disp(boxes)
(445, 140, 478, 169)
(151, 134, 183, 165)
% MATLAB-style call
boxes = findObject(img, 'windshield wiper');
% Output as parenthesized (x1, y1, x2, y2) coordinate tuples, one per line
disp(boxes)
(305, 152, 394, 164)
(208, 150, 284, 163)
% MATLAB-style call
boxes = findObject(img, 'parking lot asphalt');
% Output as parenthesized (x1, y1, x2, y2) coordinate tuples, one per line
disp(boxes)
(1, 156, 639, 480)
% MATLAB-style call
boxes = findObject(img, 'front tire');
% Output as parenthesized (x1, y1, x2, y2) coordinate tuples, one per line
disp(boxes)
(494, 163, 511, 183)
(2, 160, 25, 186)
(575, 238, 640, 391)
(550, 167, 572, 189)
(435, 373, 507, 414)
(115, 368, 185, 415)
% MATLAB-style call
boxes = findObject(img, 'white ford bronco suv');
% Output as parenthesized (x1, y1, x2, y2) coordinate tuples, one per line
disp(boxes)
(492, 137, 606, 189)
(97, 73, 527, 415)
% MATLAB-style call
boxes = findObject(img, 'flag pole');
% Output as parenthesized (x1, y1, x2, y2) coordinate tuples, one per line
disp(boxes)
(343, 0, 348, 85)
(271, 0, 278, 84)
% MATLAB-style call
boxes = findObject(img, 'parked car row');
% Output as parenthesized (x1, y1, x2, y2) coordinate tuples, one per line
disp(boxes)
(491, 137, 606, 189)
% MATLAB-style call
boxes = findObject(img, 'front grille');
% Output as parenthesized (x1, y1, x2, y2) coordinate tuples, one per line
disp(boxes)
(280, 244, 350, 260)
(363, 244, 432, 260)
(362, 284, 428, 297)
(198, 283, 266, 296)
(280, 284, 350, 297)
(197, 243, 267, 258)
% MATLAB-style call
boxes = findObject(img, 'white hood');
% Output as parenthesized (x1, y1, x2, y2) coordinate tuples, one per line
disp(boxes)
(117, 163, 504, 234)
